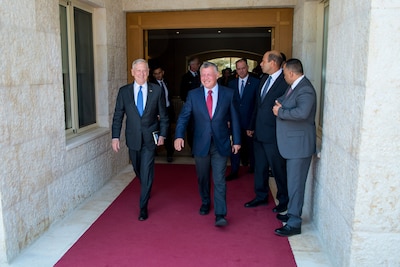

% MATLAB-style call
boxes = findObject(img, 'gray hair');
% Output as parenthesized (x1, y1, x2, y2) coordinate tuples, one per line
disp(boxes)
(132, 58, 149, 70)
(200, 61, 218, 73)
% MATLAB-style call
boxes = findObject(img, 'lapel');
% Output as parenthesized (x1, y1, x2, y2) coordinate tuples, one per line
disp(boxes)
(198, 86, 210, 118)
(213, 87, 224, 118)
(266, 72, 283, 96)
(128, 83, 139, 114)
(144, 82, 156, 114)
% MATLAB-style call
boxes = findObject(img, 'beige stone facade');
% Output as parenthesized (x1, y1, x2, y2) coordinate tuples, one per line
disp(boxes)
(0, 0, 399, 266)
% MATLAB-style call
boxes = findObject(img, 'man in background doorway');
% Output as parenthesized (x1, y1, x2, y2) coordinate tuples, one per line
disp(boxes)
(150, 66, 175, 162)
(226, 58, 259, 180)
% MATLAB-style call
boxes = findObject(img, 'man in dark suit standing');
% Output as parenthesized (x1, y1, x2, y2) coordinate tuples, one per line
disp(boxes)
(180, 57, 201, 102)
(112, 59, 169, 221)
(150, 66, 175, 162)
(226, 58, 259, 180)
(244, 51, 289, 216)
(174, 62, 241, 227)
(273, 58, 316, 237)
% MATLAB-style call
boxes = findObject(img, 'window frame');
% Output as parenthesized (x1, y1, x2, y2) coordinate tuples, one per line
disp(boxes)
(60, 0, 98, 138)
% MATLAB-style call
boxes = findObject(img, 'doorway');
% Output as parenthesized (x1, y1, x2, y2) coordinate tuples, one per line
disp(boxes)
(126, 8, 294, 84)
(146, 27, 272, 97)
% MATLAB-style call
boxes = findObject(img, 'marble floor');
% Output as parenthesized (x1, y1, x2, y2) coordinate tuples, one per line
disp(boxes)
(6, 155, 332, 267)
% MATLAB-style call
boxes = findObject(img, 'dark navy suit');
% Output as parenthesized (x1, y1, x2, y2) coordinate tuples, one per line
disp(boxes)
(175, 85, 241, 216)
(250, 71, 288, 206)
(112, 82, 168, 209)
(228, 76, 259, 174)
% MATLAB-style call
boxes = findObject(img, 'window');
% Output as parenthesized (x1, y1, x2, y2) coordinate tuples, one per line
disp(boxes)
(208, 57, 259, 77)
(319, 1, 329, 129)
(60, 0, 96, 136)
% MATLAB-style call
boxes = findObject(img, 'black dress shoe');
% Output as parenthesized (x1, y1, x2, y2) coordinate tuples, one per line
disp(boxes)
(274, 225, 301, 237)
(167, 156, 173, 162)
(199, 204, 210, 215)
(138, 208, 148, 221)
(276, 214, 289, 222)
(244, 198, 268, 208)
(215, 215, 228, 227)
(272, 204, 288, 213)
(225, 172, 238, 181)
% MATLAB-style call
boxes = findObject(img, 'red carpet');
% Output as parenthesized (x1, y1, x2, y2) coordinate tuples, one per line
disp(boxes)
(55, 164, 296, 267)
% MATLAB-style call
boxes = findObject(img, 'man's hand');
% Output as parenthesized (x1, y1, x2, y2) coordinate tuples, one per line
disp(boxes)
(112, 138, 120, 152)
(232, 145, 241, 154)
(174, 138, 184, 151)
(273, 100, 282, 116)
(246, 130, 254, 137)
(157, 136, 165, 146)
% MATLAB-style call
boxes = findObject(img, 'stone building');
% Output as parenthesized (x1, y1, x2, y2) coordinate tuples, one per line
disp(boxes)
(0, 0, 399, 266)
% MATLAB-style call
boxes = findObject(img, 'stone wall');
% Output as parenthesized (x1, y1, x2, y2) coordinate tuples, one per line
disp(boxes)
(313, 0, 400, 266)
(0, 0, 127, 263)
(1, 0, 399, 265)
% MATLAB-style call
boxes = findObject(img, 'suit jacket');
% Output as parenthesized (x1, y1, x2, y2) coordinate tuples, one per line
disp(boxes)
(228, 76, 260, 129)
(149, 79, 175, 121)
(112, 82, 169, 150)
(180, 71, 201, 102)
(276, 76, 316, 159)
(250, 72, 287, 143)
(175, 85, 241, 157)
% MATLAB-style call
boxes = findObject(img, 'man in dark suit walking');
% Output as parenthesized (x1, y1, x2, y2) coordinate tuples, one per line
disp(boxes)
(273, 58, 316, 237)
(112, 59, 169, 221)
(244, 51, 289, 215)
(226, 58, 259, 180)
(174, 62, 241, 227)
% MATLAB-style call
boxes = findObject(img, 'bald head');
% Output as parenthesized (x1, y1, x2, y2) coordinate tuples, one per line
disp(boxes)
(260, 50, 283, 75)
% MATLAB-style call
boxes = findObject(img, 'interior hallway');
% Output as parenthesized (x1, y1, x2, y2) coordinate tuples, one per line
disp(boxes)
(7, 154, 331, 267)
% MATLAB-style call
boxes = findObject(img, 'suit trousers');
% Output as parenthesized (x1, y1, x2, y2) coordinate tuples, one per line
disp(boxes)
(194, 141, 228, 216)
(253, 140, 288, 205)
(129, 146, 156, 209)
(230, 129, 254, 173)
(286, 156, 312, 228)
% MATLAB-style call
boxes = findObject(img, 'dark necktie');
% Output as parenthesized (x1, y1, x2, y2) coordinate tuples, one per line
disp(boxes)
(159, 81, 165, 90)
(240, 80, 245, 98)
(206, 90, 213, 119)
(137, 86, 143, 116)
(260, 76, 272, 101)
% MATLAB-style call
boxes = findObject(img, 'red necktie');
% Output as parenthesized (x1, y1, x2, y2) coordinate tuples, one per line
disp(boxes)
(207, 90, 213, 119)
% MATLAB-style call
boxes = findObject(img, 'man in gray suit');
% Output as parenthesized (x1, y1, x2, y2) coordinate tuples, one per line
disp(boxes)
(272, 58, 316, 236)
(112, 59, 169, 221)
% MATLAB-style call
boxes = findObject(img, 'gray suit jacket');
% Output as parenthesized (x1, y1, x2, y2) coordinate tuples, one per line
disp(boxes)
(276, 76, 316, 159)
(112, 82, 168, 151)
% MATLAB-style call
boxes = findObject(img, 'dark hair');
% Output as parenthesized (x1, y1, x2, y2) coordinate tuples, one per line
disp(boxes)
(235, 58, 248, 65)
(285, 58, 304, 74)
(280, 52, 287, 63)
